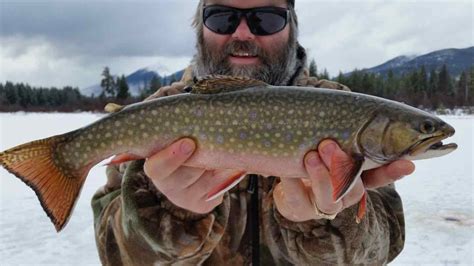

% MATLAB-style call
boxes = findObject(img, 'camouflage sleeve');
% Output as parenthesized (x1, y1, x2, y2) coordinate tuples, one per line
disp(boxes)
(263, 184, 405, 265)
(91, 160, 230, 265)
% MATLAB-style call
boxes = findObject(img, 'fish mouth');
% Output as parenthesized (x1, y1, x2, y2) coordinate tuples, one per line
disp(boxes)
(408, 134, 457, 160)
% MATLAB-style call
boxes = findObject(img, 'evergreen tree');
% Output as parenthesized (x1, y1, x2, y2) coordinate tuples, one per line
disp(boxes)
(149, 75, 162, 95)
(457, 71, 468, 105)
(101, 67, 116, 97)
(116, 75, 130, 100)
(385, 69, 397, 97)
(309, 58, 318, 78)
(419, 66, 428, 93)
(335, 71, 346, 86)
(428, 69, 438, 97)
(437, 64, 452, 95)
(319, 68, 330, 80)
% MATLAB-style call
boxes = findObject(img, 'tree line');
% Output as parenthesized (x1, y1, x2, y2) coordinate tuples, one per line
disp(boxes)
(309, 59, 474, 109)
(1, 63, 473, 112)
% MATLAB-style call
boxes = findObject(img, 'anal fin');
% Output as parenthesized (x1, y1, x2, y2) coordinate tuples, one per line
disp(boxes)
(330, 152, 364, 202)
(356, 191, 367, 223)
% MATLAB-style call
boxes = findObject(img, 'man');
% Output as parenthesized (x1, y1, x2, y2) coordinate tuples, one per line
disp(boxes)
(92, 0, 415, 265)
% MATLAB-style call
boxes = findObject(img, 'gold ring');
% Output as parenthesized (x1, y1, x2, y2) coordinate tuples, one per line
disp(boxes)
(309, 193, 337, 220)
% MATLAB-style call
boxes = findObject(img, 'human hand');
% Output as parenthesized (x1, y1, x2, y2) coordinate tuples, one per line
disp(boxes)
(143, 138, 241, 214)
(273, 140, 415, 222)
(145, 81, 186, 101)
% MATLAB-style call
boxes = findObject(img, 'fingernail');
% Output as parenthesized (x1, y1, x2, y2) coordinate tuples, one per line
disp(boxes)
(180, 139, 194, 155)
(306, 152, 320, 167)
(320, 142, 336, 156)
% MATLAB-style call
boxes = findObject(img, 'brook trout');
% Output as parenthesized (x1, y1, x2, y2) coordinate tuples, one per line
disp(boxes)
(0, 76, 457, 231)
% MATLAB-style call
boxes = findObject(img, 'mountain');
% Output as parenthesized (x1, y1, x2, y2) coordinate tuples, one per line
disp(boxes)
(82, 67, 185, 97)
(352, 47, 473, 77)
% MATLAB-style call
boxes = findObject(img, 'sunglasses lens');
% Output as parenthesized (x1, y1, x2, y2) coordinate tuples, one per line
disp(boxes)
(203, 6, 288, 36)
(249, 11, 287, 35)
(204, 8, 239, 34)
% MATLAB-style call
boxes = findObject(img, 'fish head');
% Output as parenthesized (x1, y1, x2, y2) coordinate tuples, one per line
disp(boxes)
(359, 106, 457, 163)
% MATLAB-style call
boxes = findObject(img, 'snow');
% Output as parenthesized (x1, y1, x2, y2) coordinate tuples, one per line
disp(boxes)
(0, 113, 473, 265)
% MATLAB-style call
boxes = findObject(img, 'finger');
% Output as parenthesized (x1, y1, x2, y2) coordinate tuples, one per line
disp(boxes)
(156, 166, 206, 192)
(280, 178, 312, 208)
(362, 160, 415, 189)
(340, 177, 365, 209)
(273, 179, 314, 222)
(305, 151, 342, 214)
(317, 139, 339, 167)
(143, 138, 195, 182)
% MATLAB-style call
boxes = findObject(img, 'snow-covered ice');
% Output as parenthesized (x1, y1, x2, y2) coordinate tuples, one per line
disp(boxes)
(0, 113, 472, 265)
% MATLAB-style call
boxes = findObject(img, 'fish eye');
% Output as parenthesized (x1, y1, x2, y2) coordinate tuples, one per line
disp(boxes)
(420, 119, 436, 134)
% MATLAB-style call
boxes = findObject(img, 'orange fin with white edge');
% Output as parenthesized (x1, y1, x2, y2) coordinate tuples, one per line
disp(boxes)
(107, 153, 143, 165)
(0, 132, 92, 232)
(206, 171, 246, 201)
(356, 191, 367, 223)
(329, 151, 364, 202)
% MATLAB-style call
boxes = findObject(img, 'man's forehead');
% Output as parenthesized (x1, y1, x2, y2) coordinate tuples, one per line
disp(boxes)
(204, 0, 288, 8)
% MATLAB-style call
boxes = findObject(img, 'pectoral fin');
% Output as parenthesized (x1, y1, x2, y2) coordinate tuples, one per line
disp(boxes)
(330, 152, 364, 202)
(206, 171, 246, 201)
(107, 153, 144, 165)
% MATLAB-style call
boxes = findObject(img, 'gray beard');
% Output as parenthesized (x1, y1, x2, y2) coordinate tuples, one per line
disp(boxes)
(192, 36, 298, 86)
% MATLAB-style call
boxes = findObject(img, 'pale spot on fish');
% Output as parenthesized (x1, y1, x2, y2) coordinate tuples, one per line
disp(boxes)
(227, 128, 233, 133)
(105, 132, 111, 138)
(115, 121, 121, 127)
(75, 143, 81, 148)
(216, 135, 224, 144)
(152, 110, 158, 116)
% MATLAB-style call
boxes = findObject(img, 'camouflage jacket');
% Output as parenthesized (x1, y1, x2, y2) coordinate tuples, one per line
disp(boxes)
(92, 46, 405, 265)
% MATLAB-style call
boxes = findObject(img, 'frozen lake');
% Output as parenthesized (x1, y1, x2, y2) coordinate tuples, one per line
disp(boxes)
(0, 113, 472, 265)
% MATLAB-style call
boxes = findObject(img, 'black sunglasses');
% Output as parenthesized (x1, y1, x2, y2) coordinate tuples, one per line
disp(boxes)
(203, 5, 289, 36)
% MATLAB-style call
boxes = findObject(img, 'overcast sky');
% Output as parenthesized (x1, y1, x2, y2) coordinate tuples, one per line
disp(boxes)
(0, 0, 472, 88)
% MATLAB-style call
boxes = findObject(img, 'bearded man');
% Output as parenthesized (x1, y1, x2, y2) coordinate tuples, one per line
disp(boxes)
(92, 0, 414, 265)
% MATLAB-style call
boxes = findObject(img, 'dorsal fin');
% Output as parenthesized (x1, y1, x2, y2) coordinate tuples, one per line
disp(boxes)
(190, 75, 267, 94)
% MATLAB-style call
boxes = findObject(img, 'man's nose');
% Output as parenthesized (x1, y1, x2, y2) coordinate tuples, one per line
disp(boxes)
(231, 17, 255, 41)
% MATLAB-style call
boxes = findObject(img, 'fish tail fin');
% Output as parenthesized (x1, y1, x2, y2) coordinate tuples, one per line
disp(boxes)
(0, 132, 89, 232)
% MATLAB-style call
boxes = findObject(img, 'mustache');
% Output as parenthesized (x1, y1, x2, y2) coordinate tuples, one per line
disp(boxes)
(224, 41, 261, 56)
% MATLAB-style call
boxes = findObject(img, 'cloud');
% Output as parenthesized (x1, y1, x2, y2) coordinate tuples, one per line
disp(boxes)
(1, 1, 196, 57)
(297, 0, 473, 74)
(0, 0, 472, 87)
